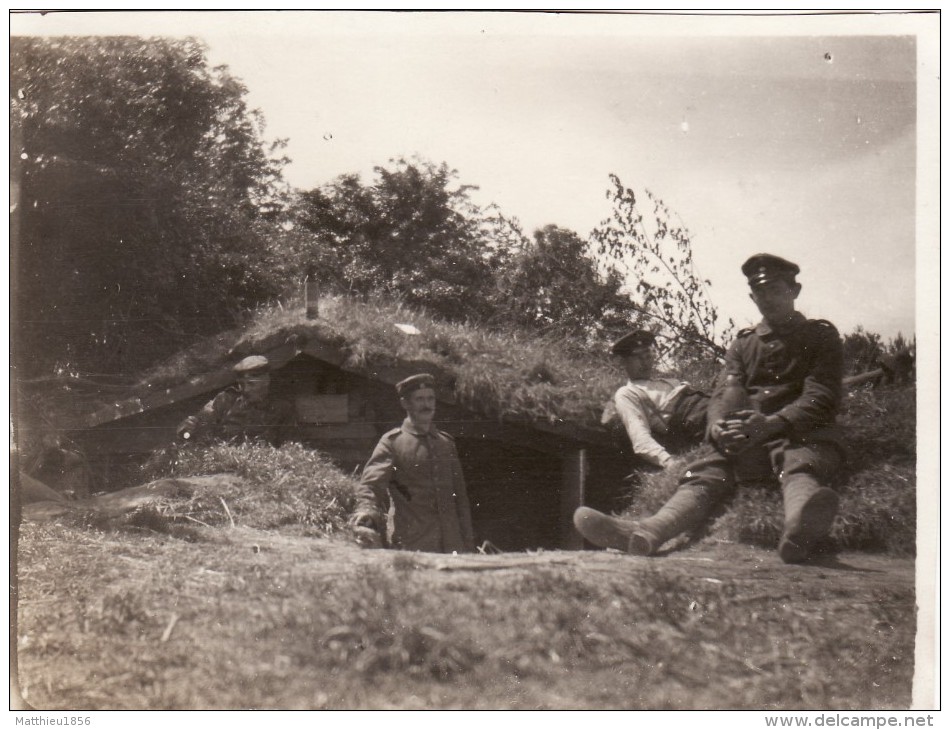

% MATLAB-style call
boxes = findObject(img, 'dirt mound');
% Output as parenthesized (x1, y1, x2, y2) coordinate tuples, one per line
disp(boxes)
(20, 474, 243, 523)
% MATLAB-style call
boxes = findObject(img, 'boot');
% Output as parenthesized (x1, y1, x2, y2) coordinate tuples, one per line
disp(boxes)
(573, 507, 646, 553)
(573, 488, 710, 556)
(778, 477, 839, 564)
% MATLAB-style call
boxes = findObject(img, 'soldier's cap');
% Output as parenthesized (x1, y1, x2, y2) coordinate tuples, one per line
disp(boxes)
(233, 355, 270, 377)
(741, 253, 800, 287)
(611, 329, 656, 356)
(396, 373, 436, 398)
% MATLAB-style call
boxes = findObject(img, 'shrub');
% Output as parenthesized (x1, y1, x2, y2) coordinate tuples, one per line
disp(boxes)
(136, 441, 361, 536)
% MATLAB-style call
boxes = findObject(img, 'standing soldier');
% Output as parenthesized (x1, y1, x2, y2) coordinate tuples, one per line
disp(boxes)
(575, 254, 844, 564)
(176, 355, 295, 447)
(351, 373, 476, 553)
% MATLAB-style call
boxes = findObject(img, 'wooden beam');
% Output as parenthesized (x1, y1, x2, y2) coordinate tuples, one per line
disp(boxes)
(82, 425, 176, 455)
(81, 341, 308, 430)
(843, 368, 885, 387)
(560, 449, 587, 550)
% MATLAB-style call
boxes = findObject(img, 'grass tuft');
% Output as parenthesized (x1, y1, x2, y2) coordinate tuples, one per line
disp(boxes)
(130, 441, 362, 536)
(281, 567, 485, 680)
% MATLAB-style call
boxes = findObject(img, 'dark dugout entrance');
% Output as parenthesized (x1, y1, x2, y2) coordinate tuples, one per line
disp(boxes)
(455, 433, 632, 552)
(455, 438, 562, 551)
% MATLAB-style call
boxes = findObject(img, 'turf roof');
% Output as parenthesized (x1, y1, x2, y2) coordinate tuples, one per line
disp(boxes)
(74, 295, 625, 435)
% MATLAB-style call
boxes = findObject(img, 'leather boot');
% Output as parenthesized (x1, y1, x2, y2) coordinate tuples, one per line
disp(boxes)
(573, 488, 710, 556)
(778, 477, 839, 564)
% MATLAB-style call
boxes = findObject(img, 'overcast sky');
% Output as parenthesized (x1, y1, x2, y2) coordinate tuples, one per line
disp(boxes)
(11, 10, 939, 342)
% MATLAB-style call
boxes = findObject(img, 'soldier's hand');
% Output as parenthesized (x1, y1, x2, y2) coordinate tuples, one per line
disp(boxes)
(724, 409, 756, 423)
(352, 511, 379, 529)
(712, 419, 752, 456)
(176, 418, 198, 442)
(731, 412, 785, 446)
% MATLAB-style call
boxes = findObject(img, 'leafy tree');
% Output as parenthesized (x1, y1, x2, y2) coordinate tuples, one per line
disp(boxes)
(887, 332, 915, 357)
(291, 158, 503, 322)
(842, 327, 884, 376)
(842, 327, 915, 377)
(591, 174, 734, 359)
(292, 160, 648, 342)
(489, 224, 643, 342)
(11, 36, 290, 377)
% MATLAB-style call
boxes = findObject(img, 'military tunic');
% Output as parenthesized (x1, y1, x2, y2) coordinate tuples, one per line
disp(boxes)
(355, 418, 475, 553)
(679, 312, 844, 500)
(177, 387, 296, 447)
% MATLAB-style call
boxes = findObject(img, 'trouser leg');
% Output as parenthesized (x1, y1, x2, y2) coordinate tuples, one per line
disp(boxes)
(573, 445, 737, 555)
(628, 486, 716, 555)
(667, 389, 711, 446)
(774, 442, 842, 564)
(642, 447, 737, 545)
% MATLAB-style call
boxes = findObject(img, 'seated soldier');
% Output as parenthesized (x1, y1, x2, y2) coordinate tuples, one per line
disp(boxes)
(176, 355, 295, 447)
(605, 329, 709, 470)
(351, 373, 475, 553)
(576, 254, 844, 564)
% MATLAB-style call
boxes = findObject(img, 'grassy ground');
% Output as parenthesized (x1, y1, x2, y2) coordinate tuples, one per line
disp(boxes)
(15, 523, 915, 710)
(131, 441, 362, 536)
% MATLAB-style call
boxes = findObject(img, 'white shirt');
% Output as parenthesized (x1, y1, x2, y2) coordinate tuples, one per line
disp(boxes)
(612, 378, 689, 468)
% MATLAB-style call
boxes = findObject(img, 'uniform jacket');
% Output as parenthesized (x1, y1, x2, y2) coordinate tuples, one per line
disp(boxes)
(355, 418, 475, 553)
(708, 312, 843, 442)
(178, 387, 296, 446)
(612, 379, 691, 467)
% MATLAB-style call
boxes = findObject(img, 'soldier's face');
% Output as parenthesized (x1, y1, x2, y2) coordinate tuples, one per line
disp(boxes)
(749, 280, 801, 323)
(402, 387, 437, 427)
(620, 348, 654, 379)
(240, 375, 270, 404)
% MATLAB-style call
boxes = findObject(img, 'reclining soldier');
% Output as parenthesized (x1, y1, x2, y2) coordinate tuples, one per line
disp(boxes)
(605, 329, 709, 471)
(575, 254, 845, 564)
(176, 355, 295, 447)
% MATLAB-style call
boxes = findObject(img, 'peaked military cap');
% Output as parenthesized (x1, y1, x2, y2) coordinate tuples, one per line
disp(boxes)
(396, 373, 436, 397)
(233, 355, 270, 376)
(741, 253, 800, 287)
(611, 329, 656, 356)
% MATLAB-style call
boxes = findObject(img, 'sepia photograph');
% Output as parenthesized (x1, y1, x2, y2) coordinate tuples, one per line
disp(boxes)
(9, 9, 939, 719)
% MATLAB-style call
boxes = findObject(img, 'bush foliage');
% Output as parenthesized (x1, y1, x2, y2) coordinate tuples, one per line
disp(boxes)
(12, 36, 291, 376)
(135, 441, 361, 536)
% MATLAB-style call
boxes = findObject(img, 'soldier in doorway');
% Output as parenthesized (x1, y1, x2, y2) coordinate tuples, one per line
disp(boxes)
(176, 355, 295, 447)
(351, 373, 475, 553)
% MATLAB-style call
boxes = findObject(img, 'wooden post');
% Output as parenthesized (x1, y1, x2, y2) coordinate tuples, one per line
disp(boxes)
(560, 448, 587, 550)
(305, 276, 320, 319)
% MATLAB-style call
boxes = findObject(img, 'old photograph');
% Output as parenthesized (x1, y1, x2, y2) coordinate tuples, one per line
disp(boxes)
(9, 9, 939, 718)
